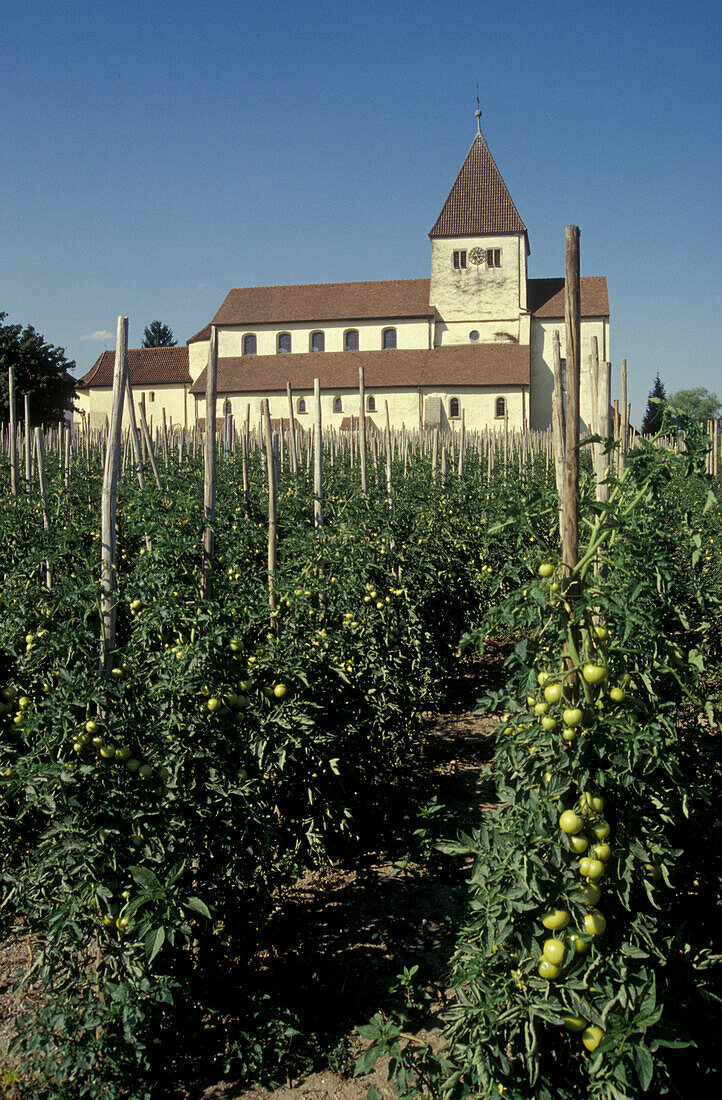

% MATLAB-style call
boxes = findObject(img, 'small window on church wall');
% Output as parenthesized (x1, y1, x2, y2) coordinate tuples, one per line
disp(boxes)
(367, 395, 376, 412)
(333, 397, 342, 413)
(449, 397, 460, 419)
(495, 397, 506, 419)
(297, 398, 306, 414)
(453, 250, 467, 269)
(277, 332, 291, 353)
(148, 391, 155, 403)
(344, 329, 359, 351)
(243, 333, 257, 355)
(486, 249, 501, 268)
(382, 327, 397, 349)
(310, 331, 325, 353)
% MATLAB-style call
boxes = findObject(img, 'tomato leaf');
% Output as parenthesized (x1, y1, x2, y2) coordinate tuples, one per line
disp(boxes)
(145, 925, 165, 963)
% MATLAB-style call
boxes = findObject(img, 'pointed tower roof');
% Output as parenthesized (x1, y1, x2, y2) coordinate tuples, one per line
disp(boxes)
(429, 130, 527, 240)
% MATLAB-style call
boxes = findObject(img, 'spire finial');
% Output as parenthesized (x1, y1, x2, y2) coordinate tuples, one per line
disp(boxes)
(475, 85, 482, 134)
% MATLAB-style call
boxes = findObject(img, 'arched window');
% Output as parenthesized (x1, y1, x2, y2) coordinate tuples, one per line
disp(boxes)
(310, 331, 325, 353)
(277, 332, 291, 353)
(382, 327, 397, 349)
(344, 329, 359, 351)
(495, 397, 506, 419)
(297, 398, 306, 414)
(242, 333, 257, 355)
(449, 397, 460, 420)
(367, 395, 376, 412)
(333, 397, 342, 413)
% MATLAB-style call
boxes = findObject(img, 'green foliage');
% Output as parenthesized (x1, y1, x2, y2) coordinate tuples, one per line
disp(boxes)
(668, 386, 720, 423)
(0, 312, 76, 425)
(439, 423, 722, 1099)
(141, 321, 176, 347)
(641, 373, 667, 436)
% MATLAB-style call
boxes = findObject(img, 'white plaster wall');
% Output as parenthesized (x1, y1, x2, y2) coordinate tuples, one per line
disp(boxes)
(78, 383, 190, 431)
(429, 234, 526, 325)
(198, 385, 527, 433)
(530, 318, 611, 431)
(435, 319, 522, 345)
(214, 317, 430, 358)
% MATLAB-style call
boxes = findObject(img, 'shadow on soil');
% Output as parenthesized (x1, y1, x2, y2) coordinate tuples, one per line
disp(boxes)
(158, 650, 508, 1098)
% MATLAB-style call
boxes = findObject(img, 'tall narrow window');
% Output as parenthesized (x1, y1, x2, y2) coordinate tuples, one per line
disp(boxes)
(486, 249, 502, 268)
(297, 397, 306, 414)
(382, 327, 397, 349)
(243, 333, 257, 355)
(277, 332, 291, 353)
(367, 395, 376, 412)
(333, 396, 342, 413)
(148, 391, 155, 403)
(310, 331, 325, 352)
(495, 397, 506, 419)
(344, 329, 359, 351)
(449, 397, 460, 419)
(453, 250, 467, 269)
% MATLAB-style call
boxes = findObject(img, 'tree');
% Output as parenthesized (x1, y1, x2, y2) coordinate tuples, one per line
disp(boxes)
(668, 387, 721, 423)
(641, 373, 667, 436)
(0, 312, 77, 425)
(142, 320, 176, 347)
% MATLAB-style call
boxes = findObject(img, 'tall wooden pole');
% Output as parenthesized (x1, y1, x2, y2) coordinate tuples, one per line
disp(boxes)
(8, 367, 18, 496)
(313, 378, 323, 529)
(562, 226, 580, 579)
(286, 382, 298, 474)
(262, 399, 277, 617)
(201, 326, 218, 600)
(620, 358, 628, 475)
(99, 317, 127, 671)
(358, 365, 367, 495)
(24, 394, 32, 492)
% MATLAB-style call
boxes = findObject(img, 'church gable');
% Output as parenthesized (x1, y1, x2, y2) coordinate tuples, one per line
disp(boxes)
(429, 131, 527, 240)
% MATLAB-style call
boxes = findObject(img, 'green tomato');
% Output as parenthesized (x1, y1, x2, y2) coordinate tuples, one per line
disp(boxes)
(562, 727, 577, 743)
(559, 810, 583, 835)
(609, 686, 626, 703)
(591, 820, 611, 841)
(582, 1025, 604, 1051)
(585, 859, 605, 880)
(583, 910, 607, 936)
(593, 843, 612, 862)
(569, 834, 589, 854)
(538, 958, 560, 980)
(534, 701, 549, 716)
(563, 707, 583, 727)
(580, 882, 601, 906)
(542, 938, 566, 966)
(567, 932, 590, 955)
(563, 1015, 587, 1031)
(541, 908, 570, 931)
(544, 683, 562, 705)
(538, 563, 555, 578)
(207, 697, 222, 712)
(541, 715, 557, 731)
(582, 664, 606, 685)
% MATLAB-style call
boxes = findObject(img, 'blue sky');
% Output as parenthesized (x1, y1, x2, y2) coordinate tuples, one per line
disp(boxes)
(2, 0, 719, 419)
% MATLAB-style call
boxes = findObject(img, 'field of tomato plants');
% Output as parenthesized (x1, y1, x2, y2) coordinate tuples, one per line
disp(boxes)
(1, 413, 721, 1100)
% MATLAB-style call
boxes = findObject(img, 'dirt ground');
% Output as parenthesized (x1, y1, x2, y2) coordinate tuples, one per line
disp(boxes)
(0, 653, 503, 1100)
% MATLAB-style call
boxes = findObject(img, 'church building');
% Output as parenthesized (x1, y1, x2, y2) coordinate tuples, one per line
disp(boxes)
(76, 119, 609, 433)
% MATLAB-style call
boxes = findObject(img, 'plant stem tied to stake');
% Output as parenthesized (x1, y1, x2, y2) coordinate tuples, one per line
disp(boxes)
(99, 316, 127, 672)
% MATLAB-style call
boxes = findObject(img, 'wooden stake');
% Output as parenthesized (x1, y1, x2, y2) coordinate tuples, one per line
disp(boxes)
(562, 226, 580, 582)
(8, 367, 17, 496)
(99, 317, 127, 671)
(313, 378, 323, 529)
(201, 326, 218, 600)
(359, 365, 367, 495)
(34, 427, 52, 590)
(262, 399, 277, 617)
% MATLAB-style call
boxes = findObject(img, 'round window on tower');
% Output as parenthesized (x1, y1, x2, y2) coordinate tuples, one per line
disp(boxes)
(469, 330, 480, 342)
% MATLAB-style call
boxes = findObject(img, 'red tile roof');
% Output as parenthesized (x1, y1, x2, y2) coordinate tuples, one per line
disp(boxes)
(187, 323, 212, 344)
(77, 346, 191, 387)
(189, 343, 530, 397)
(529, 276, 609, 318)
(429, 132, 527, 239)
(211, 279, 433, 326)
